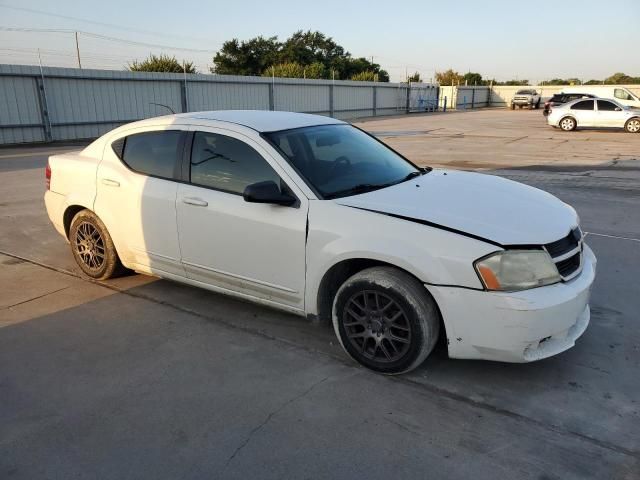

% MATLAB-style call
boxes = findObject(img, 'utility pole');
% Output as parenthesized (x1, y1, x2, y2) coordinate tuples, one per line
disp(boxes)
(75, 31, 82, 69)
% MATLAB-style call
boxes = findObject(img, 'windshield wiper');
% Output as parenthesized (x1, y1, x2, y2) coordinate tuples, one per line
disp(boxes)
(325, 183, 392, 199)
(397, 167, 432, 183)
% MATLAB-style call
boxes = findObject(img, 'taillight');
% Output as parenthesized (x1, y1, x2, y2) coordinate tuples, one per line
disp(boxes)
(45, 161, 51, 190)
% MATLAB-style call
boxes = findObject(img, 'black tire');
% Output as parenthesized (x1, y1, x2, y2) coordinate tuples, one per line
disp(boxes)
(332, 267, 440, 375)
(535, 99, 541, 109)
(510, 103, 515, 110)
(69, 210, 125, 280)
(559, 116, 577, 131)
(624, 117, 640, 133)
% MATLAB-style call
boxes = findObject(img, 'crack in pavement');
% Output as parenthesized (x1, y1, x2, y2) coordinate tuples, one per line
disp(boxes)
(2, 286, 69, 309)
(2, 249, 639, 462)
(222, 376, 330, 472)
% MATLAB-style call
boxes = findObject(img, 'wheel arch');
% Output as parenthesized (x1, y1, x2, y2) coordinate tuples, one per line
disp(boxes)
(559, 114, 577, 127)
(315, 257, 447, 344)
(63, 204, 92, 239)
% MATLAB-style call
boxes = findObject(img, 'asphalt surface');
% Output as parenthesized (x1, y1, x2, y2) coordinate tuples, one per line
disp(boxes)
(1, 109, 639, 479)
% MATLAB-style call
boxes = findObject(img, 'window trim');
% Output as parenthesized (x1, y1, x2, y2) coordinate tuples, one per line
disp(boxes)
(110, 129, 186, 182)
(182, 129, 301, 207)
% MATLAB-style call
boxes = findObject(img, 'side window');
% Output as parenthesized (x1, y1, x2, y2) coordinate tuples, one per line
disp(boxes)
(116, 130, 182, 179)
(597, 100, 618, 111)
(571, 100, 594, 111)
(190, 131, 281, 194)
(614, 89, 632, 101)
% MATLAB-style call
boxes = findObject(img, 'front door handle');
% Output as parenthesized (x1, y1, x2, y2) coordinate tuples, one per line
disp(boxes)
(101, 178, 120, 187)
(182, 197, 208, 207)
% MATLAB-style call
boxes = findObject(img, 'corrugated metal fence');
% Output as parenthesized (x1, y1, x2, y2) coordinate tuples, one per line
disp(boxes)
(0, 64, 438, 145)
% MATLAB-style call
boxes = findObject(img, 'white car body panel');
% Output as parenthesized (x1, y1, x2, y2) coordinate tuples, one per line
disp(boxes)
(94, 125, 184, 277)
(335, 169, 578, 246)
(44, 110, 596, 365)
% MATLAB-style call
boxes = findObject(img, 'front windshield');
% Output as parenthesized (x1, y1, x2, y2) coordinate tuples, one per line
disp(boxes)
(265, 124, 421, 199)
(516, 89, 534, 95)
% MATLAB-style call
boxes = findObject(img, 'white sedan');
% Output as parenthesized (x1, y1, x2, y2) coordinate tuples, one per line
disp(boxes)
(547, 97, 640, 132)
(44, 111, 596, 374)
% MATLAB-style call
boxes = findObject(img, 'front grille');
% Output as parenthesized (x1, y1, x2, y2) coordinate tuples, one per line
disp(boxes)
(545, 228, 581, 257)
(545, 228, 583, 279)
(556, 252, 581, 277)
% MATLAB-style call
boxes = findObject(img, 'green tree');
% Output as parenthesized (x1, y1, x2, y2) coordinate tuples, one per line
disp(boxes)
(463, 72, 483, 85)
(212, 36, 280, 75)
(351, 71, 379, 81)
(128, 54, 195, 73)
(262, 62, 325, 79)
(435, 69, 464, 85)
(212, 30, 389, 81)
(407, 71, 421, 82)
(499, 79, 529, 86)
(604, 72, 635, 84)
(584, 79, 602, 85)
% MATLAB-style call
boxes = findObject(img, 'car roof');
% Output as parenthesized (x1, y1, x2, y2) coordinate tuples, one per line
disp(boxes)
(173, 110, 345, 132)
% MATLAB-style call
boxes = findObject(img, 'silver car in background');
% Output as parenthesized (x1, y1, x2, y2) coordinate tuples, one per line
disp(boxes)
(547, 97, 640, 133)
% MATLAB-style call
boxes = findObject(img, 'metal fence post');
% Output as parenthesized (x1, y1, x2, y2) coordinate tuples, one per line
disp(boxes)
(329, 84, 334, 117)
(405, 83, 410, 114)
(471, 88, 475, 109)
(35, 76, 52, 142)
(444, 96, 447, 112)
(179, 81, 188, 113)
(268, 83, 275, 111)
(372, 86, 377, 116)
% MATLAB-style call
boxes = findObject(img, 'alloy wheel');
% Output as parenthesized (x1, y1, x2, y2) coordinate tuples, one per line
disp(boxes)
(342, 290, 412, 364)
(627, 119, 640, 133)
(560, 118, 575, 131)
(74, 221, 105, 271)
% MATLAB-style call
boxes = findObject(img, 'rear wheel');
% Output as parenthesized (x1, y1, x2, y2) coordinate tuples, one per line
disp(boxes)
(560, 117, 576, 131)
(69, 210, 124, 280)
(332, 267, 440, 375)
(510, 103, 515, 110)
(625, 118, 640, 133)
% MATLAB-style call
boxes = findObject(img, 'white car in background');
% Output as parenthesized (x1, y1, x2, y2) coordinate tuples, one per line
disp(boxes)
(44, 111, 596, 374)
(547, 98, 640, 133)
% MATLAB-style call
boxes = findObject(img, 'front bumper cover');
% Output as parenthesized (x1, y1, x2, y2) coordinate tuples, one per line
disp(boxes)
(427, 244, 596, 363)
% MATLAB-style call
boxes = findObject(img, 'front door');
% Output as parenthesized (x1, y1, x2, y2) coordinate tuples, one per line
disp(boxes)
(595, 100, 625, 127)
(176, 128, 308, 312)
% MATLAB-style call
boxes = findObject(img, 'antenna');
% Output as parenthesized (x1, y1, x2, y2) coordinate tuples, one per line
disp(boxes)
(150, 103, 175, 114)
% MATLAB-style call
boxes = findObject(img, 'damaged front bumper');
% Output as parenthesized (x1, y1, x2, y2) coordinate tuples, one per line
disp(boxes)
(427, 244, 597, 363)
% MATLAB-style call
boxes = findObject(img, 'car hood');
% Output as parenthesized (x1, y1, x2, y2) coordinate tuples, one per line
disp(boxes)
(334, 169, 578, 246)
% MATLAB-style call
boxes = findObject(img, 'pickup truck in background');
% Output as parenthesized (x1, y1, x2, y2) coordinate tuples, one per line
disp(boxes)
(511, 89, 541, 110)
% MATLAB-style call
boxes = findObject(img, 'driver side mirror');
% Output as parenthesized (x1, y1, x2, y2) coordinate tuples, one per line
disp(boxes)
(615, 107, 622, 111)
(243, 181, 297, 206)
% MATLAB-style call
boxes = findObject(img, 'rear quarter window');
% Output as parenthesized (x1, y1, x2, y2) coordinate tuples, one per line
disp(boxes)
(113, 130, 183, 179)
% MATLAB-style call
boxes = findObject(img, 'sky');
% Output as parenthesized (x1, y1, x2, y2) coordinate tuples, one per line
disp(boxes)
(0, 0, 638, 83)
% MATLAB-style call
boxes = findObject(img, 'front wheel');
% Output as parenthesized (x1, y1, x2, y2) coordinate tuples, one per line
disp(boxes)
(625, 118, 640, 133)
(332, 267, 440, 374)
(69, 210, 125, 280)
(560, 117, 576, 131)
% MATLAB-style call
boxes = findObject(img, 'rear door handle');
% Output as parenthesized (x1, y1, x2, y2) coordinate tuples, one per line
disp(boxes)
(101, 178, 120, 187)
(182, 197, 208, 207)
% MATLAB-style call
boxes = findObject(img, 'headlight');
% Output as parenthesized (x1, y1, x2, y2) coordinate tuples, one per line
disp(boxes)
(474, 250, 561, 291)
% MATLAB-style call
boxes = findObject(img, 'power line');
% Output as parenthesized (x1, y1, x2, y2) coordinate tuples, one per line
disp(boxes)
(0, 5, 221, 45)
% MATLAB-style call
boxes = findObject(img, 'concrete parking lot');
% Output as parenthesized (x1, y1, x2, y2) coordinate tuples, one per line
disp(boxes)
(1, 109, 639, 479)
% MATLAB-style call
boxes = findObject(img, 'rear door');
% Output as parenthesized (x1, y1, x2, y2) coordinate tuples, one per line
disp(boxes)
(595, 100, 625, 127)
(95, 128, 186, 276)
(175, 127, 308, 312)
(569, 100, 595, 126)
